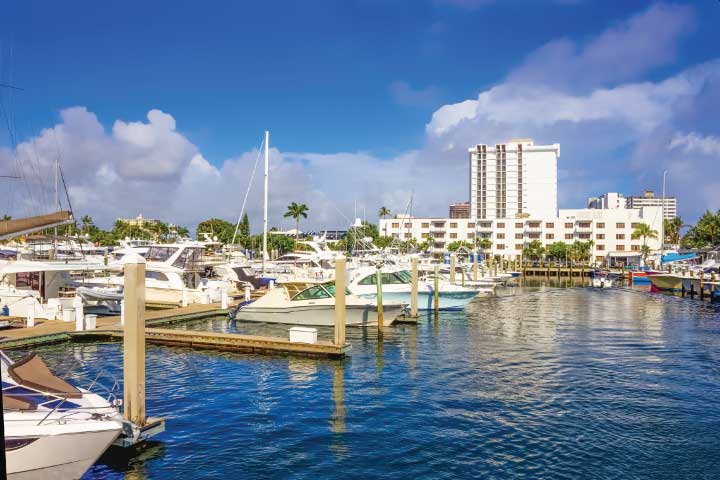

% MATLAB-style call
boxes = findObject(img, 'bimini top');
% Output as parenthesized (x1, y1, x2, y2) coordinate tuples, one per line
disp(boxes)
(661, 252, 697, 264)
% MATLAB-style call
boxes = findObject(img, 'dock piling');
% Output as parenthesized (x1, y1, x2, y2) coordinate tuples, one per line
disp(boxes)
(123, 253, 146, 427)
(410, 257, 419, 318)
(433, 264, 440, 316)
(450, 254, 456, 284)
(376, 268, 384, 334)
(334, 257, 346, 346)
(473, 253, 478, 282)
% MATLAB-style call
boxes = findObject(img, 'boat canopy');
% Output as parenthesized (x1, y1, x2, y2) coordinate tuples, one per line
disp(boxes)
(661, 252, 697, 264)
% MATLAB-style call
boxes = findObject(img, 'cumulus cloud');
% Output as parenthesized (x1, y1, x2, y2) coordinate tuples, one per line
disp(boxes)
(2, 2, 717, 229)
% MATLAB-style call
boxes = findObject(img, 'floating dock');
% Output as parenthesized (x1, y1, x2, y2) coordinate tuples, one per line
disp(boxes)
(0, 302, 351, 358)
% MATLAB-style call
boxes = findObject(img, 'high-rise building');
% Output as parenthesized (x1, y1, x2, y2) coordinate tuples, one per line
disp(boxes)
(469, 139, 559, 221)
(449, 202, 470, 219)
(626, 190, 677, 220)
(587, 192, 626, 210)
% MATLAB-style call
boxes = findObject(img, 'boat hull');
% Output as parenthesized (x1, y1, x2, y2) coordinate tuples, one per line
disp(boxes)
(6, 426, 120, 479)
(235, 304, 405, 326)
(648, 274, 684, 292)
(357, 291, 477, 310)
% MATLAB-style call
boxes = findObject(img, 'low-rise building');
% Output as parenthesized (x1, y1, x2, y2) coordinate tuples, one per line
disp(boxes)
(380, 206, 663, 265)
(117, 213, 160, 227)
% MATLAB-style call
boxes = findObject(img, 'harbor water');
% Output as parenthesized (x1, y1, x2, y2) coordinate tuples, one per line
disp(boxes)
(13, 282, 720, 479)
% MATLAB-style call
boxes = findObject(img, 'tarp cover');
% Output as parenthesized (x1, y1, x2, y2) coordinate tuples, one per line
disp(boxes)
(661, 252, 697, 264)
(8, 353, 82, 399)
(0, 211, 73, 240)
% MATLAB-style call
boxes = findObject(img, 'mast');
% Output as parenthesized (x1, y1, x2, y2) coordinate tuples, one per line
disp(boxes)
(262, 130, 269, 273)
(660, 170, 667, 257)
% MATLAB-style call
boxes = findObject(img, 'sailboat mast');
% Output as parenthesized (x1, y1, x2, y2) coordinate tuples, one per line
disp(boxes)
(54, 157, 59, 237)
(660, 170, 667, 257)
(262, 130, 269, 273)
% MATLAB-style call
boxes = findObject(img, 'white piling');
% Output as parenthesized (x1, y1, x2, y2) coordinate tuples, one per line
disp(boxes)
(244, 286, 251, 302)
(120, 299, 125, 326)
(73, 296, 84, 332)
(181, 288, 189, 307)
(221, 288, 228, 309)
(123, 253, 146, 427)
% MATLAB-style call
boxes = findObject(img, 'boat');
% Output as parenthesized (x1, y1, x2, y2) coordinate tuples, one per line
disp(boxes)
(232, 282, 405, 326)
(591, 271, 613, 288)
(648, 273, 684, 292)
(2, 351, 123, 479)
(347, 266, 482, 310)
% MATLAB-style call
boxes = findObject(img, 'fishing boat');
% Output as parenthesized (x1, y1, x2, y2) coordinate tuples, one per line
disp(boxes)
(648, 273, 684, 292)
(232, 282, 404, 326)
(591, 271, 613, 288)
(347, 266, 481, 310)
(2, 351, 123, 479)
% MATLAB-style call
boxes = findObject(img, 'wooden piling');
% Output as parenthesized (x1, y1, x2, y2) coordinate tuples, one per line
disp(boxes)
(334, 257, 346, 346)
(473, 253, 479, 282)
(375, 268, 384, 334)
(410, 257, 419, 318)
(123, 253, 146, 427)
(449, 254, 456, 284)
(433, 264, 440, 314)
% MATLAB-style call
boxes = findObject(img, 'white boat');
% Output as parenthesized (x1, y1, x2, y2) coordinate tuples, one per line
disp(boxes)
(2, 351, 123, 479)
(591, 272, 613, 288)
(233, 282, 405, 326)
(347, 266, 483, 310)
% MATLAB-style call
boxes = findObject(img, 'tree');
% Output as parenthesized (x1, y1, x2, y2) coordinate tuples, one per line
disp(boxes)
(569, 240, 594, 264)
(447, 240, 474, 252)
(522, 240, 545, 261)
(284, 202, 309, 244)
(664, 217, 682, 245)
(197, 218, 235, 244)
(379, 206, 391, 236)
(546, 242, 568, 261)
(239, 213, 250, 240)
(682, 210, 720, 248)
(2, 214, 11, 221)
(80, 215, 93, 234)
(631, 223, 658, 264)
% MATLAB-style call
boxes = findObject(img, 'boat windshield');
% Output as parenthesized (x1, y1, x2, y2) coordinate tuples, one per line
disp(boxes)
(146, 246, 179, 262)
(292, 285, 332, 301)
(358, 271, 411, 285)
(323, 283, 351, 297)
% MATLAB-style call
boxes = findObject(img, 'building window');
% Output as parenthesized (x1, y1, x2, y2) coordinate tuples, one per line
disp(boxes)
(497, 222, 505, 228)
(468, 223, 475, 228)
(392, 233, 399, 238)
(564, 222, 573, 228)
(433, 232, 444, 239)
(616, 222, 625, 228)
(597, 244, 605, 251)
(404, 233, 412, 239)
(596, 256, 605, 262)
(497, 244, 505, 250)
(578, 233, 591, 239)
(449, 233, 458, 239)
(597, 222, 605, 228)
(497, 233, 505, 239)
(529, 233, 540, 239)
(480, 222, 492, 228)
(515, 244, 524, 250)
(616, 234, 625, 240)
(578, 221, 591, 228)
(514, 233, 523, 239)
(631, 245, 640, 251)
(565, 234, 573, 240)
(404, 223, 411, 228)
(529, 222, 541, 228)
(596, 233, 605, 240)
(421, 222, 430, 228)
(467, 232, 475, 239)
(515, 222, 523, 228)
(546, 233, 554, 239)
(617, 245, 625, 251)
(421, 233, 429, 238)
(392, 222, 400, 228)
(450, 222, 458, 228)
(546, 222, 554, 228)
(631, 223, 641, 229)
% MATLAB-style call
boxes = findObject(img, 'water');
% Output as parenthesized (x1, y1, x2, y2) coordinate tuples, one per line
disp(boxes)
(12, 283, 720, 479)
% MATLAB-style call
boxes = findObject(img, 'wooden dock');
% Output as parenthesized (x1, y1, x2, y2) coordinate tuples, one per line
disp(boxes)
(0, 302, 351, 358)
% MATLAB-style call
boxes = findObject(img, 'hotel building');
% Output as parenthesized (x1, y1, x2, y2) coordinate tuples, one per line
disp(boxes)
(379, 138, 665, 265)
(588, 191, 678, 220)
(469, 139, 559, 220)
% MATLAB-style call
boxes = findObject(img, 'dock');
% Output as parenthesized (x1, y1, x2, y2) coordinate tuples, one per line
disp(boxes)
(0, 302, 351, 358)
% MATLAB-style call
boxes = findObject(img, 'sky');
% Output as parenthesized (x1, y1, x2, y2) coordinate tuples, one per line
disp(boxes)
(1, 0, 719, 232)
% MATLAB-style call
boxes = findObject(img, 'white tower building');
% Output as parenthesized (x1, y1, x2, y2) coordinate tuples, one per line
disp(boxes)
(469, 139, 559, 221)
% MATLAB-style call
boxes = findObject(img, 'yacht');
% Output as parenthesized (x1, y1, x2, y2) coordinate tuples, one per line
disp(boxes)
(347, 266, 482, 310)
(2, 351, 123, 479)
(232, 282, 405, 326)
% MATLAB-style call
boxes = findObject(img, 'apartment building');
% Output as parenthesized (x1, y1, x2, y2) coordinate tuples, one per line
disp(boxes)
(469, 139, 559, 221)
(588, 190, 678, 220)
(449, 202, 470, 219)
(379, 206, 663, 264)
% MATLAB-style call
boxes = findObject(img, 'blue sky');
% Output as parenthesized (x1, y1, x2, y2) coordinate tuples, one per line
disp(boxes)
(1, 1, 719, 230)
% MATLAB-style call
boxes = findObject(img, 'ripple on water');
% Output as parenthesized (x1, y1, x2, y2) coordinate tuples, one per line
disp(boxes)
(10, 285, 720, 479)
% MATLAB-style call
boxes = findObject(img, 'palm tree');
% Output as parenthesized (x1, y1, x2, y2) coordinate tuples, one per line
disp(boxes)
(664, 217, 682, 245)
(284, 202, 309, 244)
(80, 215, 93, 235)
(379, 206, 391, 236)
(631, 223, 659, 265)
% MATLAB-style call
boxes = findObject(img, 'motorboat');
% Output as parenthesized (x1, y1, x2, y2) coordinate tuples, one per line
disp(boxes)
(347, 266, 482, 310)
(591, 271, 614, 288)
(232, 282, 405, 326)
(2, 351, 123, 479)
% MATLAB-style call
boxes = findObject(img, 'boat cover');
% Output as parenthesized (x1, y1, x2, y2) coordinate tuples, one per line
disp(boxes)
(661, 253, 697, 264)
(7, 353, 82, 399)
(3, 393, 37, 410)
